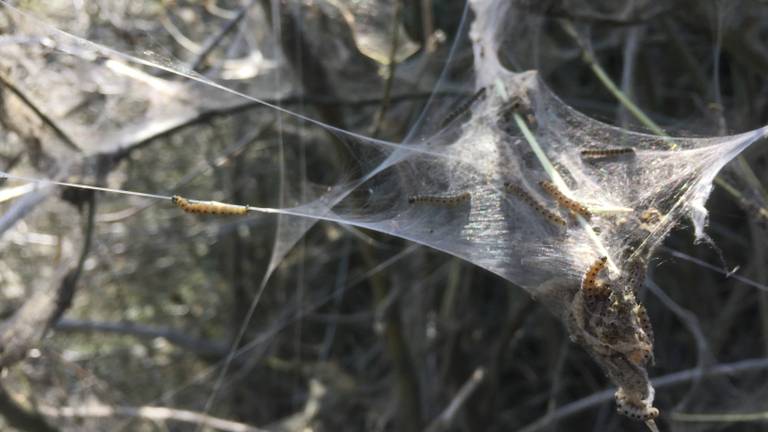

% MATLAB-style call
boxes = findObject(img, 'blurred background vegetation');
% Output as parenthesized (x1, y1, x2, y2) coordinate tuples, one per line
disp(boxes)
(0, 0, 767, 431)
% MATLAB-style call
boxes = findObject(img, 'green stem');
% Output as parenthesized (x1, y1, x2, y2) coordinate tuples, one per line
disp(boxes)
(562, 20, 767, 219)
(513, 111, 619, 274)
(585, 54, 667, 138)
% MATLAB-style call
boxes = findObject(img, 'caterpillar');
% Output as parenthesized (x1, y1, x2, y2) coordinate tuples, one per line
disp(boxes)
(627, 345, 654, 367)
(498, 95, 535, 132)
(408, 192, 471, 206)
(581, 256, 611, 299)
(171, 195, 248, 215)
(580, 147, 635, 158)
(440, 87, 487, 128)
(623, 259, 646, 294)
(639, 208, 662, 225)
(634, 304, 654, 345)
(616, 391, 659, 421)
(539, 180, 592, 220)
(504, 182, 566, 227)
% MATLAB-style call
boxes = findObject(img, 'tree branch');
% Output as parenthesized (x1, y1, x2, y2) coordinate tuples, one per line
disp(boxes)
(0, 385, 58, 432)
(424, 368, 485, 432)
(53, 319, 227, 358)
(39, 403, 268, 432)
(519, 358, 768, 432)
(0, 73, 82, 153)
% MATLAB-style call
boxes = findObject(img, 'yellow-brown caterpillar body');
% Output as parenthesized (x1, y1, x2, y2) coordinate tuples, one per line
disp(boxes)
(539, 180, 592, 220)
(440, 87, 487, 128)
(580, 148, 635, 158)
(408, 192, 471, 206)
(635, 304, 654, 345)
(171, 195, 248, 215)
(505, 182, 566, 227)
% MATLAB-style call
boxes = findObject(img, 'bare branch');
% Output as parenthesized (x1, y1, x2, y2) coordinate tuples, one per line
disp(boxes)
(0, 385, 58, 432)
(424, 368, 485, 432)
(39, 403, 269, 432)
(191, 0, 256, 71)
(0, 197, 95, 368)
(519, 358, 768, 432)
(0, 73, 82, 153)
(54, 319, 227, 358)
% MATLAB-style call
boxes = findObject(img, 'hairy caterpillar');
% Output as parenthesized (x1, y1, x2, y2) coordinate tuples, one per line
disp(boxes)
(171, 195, 248, 215)
(581, 256, 611, 299)
(538, 180, 592, 220)
(440, 87, 487, 128)
(408, 192, 471, 206)
(504, 182, 566, 227)
(635, 304, 654, 345)
(639, 208, 662, 225)
(497, 94, 537, 131)
(624, 259, 646, 294)
(616, 390, 659, 421)
(580, 147, 635, 158)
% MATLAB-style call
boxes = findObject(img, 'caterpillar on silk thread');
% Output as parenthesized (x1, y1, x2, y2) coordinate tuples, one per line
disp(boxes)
(171, 195, 248, 215)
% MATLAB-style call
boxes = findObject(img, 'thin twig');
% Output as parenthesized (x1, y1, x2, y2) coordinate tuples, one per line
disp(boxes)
(518, 358, 768, 432)
(645, 277, 711, 410)
(0, 73, 82, 153)
(362, 243, 422, 432)
(645, 279, 711, 365)
(106, 91, 460, 161)
(659, 18, 709, 95)
(483, 294, 535, 417)
(513, 111, 618, 273)
(0, 385, 58, 432)
(0, 196, 95, 368)
(424, 368, 485, 432)
(673, 410, 768, 423)
(0, 184, 52, 237)
(370, 0, 403, 136)
(559, 21, 666, 137)
(560, 20, 768, 223)
(48, 192, 97, 326)
(191, 0, 256, 71)
(54, 319, 227, 358)
(39, 404, 269, 432)
(258, 0, 347, 129)
(660, 246, 768, 291)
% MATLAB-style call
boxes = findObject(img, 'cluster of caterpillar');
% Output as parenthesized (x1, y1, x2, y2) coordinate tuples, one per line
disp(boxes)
(408, 192, 471, 206)
(580, 147, 635, 158)
(624, 259, 646, 294)
(440, 87, 487, 128)
(539, 180, 592, 220)
(635, 304, 654, 345)
(504, 182, 566, 227)
(171, 195, 248, 215)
